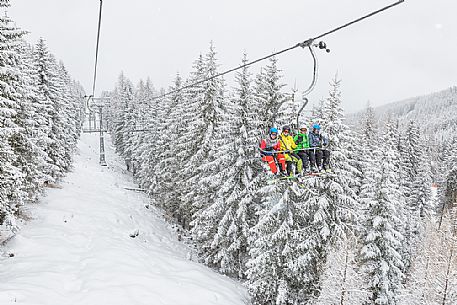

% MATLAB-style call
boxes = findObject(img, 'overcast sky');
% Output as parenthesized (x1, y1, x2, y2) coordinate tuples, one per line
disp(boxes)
(8, 0, 457, 112)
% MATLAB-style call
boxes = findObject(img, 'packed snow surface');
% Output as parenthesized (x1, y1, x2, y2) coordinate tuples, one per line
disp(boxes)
(0, 133, 247, 305)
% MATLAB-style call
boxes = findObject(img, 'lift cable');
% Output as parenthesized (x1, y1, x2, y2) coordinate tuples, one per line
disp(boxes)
(148, 0, 404, 101)
(91, 0, 103, 98)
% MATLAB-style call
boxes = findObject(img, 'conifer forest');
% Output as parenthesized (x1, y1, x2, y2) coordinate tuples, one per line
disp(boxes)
(104, 44, 457, 303)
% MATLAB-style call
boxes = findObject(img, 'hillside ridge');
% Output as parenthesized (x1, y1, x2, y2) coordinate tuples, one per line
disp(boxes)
(347, 86, 457, 140)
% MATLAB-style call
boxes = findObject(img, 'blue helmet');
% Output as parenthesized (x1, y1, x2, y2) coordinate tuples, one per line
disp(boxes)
(269, 127, 278, 134)
(312, 123, 321, 130)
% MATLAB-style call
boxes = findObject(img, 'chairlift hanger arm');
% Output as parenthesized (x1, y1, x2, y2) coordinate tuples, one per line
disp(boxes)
(296, 97, 309, 129)
(300, 43, 322, 99)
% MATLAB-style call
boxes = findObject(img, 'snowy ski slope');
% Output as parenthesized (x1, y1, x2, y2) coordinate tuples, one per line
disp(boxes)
(0, 133, 248, 305)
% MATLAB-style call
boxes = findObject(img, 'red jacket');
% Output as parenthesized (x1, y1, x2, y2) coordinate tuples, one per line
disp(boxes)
(260, 138, 281, 156)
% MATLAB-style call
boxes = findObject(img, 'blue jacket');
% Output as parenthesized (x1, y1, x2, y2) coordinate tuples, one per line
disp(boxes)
(309, 132, 328, 148)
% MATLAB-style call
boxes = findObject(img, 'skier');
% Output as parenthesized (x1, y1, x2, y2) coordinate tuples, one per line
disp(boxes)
(260, 127, 286, 175)
(279, 125, 303, 176)
(309, 124, 330, 172)
(294, 125, 310, 173)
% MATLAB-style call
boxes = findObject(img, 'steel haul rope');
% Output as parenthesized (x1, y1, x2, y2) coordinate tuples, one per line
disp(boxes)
(92, 0, 103, 97)
(148, 0, 404, 101)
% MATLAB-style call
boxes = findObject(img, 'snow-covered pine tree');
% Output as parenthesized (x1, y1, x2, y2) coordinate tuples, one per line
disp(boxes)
(33, 38, 55, 175)
(13, 41, 48, 203)
(179, 43, 225, 230)
(126, 79, 152, 176)
(360, 102, 378, 148)
(121, 83, 138, 168)
(57, 62, 80, 156)
(315, 102, 380, 304)
(316, 102, 379, 304)
(443, 137, 457, 210)
(443, 171, 457, 222)
(253, 56, 287, 132)
(313, 77, 359, 242)
(396, 121, 433, 270)
(383, 118, 414, 272)
(46, 53, 73, 175)
(108, 73, 122, 144)
(68, 79, 85, 136)
(128, 79, 148, 177)
(357, 102, 380, 202)
(134, 78, 159, 191)
(248, 179, 339, 304)
(358, 102, 378, 167)
(33, 38, 70, 180)
(109, 72, 135, 159)
(247, 182, 310, 305)
(20, 42, 54, 187)
(153, 74, 185, 217)
(191, 54, 261, 278)
(434, 137, 457, 226)
(411, 152, 433, 218)
(360, 120, 406, 305)
(173, 54, 206, 228)
(0, 8, 28, 229)
(302, 77, 360, 299)
(402, 121, 421, 212)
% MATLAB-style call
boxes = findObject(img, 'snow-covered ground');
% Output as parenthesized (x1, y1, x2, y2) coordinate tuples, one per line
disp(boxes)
(0, 133, 248, 305)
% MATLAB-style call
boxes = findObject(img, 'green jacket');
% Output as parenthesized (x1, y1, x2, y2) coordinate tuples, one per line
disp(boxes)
(293, 132, 310, 150)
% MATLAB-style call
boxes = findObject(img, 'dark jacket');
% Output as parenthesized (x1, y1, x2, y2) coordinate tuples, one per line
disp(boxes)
(309, 131, 328, 148)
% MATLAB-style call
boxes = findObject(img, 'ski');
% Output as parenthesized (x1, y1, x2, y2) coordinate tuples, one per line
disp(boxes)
(267, 175, 299, 184)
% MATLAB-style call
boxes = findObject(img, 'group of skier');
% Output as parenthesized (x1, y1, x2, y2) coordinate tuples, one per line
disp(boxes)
(260, 124, 331, 177)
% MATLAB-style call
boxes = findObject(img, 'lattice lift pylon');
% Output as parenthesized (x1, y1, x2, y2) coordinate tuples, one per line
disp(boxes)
(83, 96, 110, 166)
